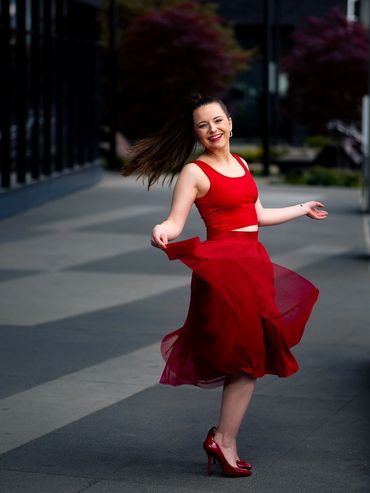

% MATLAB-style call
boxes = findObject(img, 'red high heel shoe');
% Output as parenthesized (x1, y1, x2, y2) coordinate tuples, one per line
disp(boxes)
(203, 432, 252, 477)
(206, 427, 252, 470)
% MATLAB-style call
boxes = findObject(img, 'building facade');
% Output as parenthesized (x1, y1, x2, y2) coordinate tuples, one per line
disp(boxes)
(0, 0, 103, 218)
(199, 0, 348, 143)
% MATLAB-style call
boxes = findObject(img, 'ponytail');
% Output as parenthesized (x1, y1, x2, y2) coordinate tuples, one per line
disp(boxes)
(122, 95, 230, 188)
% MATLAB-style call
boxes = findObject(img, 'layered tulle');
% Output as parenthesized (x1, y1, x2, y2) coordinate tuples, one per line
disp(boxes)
(159, 230, 319, 388)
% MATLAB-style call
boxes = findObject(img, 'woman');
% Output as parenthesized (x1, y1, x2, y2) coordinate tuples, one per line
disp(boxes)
(123, 96, 328, 478)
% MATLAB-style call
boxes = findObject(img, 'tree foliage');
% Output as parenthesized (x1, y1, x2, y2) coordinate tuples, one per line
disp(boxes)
(109, 1, 252, 137)
(282, 8, 368, 133)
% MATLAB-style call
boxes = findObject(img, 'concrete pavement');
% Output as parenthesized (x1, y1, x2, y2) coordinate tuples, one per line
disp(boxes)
(0, 172, 369, 492)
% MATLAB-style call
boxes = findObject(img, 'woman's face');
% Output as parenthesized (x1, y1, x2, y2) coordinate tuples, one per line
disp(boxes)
(193, 102, 232, 150)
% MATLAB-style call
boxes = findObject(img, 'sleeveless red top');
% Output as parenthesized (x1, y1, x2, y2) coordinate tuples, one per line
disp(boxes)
(194, 154, 258, 231)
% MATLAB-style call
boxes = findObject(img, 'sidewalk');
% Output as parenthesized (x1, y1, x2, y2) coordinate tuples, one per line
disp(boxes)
(0, 172, 369, 492)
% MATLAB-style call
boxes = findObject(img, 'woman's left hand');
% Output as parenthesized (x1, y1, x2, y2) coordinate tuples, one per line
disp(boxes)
(304, 201, 329, 220)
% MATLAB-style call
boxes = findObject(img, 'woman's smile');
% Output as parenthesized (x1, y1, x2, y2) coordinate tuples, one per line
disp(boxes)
(209, 133, 223, 143)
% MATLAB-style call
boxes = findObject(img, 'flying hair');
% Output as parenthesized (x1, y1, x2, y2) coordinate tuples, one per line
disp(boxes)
(122, 95, 230, 189)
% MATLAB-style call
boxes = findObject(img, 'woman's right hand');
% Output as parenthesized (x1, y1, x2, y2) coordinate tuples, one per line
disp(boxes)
(151, 224, 168, 249)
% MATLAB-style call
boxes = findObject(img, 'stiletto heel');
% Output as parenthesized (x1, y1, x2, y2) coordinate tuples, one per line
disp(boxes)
(206, 427, 253, 470)
(207, 454, 213, 475)
(203, 430, 252, 478)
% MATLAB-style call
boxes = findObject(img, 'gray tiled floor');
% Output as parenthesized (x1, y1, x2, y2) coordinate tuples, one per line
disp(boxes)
(0, 173, 369, 492)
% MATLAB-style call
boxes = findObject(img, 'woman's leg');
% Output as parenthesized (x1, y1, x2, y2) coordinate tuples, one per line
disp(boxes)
(214, 372, 256, 467)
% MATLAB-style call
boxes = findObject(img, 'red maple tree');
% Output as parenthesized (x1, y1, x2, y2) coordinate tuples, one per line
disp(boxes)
(282, 8, 368, 133)
(116, 1, 251, 137)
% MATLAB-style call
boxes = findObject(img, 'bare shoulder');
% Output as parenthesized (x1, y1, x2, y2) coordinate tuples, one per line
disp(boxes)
(172, 162, 201, 190)
(237, 155, 250, 170)
(183, 161, 201, 173)
(180, 161, 203, 180)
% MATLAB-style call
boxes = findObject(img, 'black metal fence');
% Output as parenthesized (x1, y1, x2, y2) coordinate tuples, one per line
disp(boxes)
(0, 0, 101, 190)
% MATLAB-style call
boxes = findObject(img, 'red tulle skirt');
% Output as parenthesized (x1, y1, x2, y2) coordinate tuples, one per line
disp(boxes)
(159, 230, 319, 388)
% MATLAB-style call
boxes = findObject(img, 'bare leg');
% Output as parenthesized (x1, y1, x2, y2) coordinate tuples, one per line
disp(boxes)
(213, 372, 256, 467)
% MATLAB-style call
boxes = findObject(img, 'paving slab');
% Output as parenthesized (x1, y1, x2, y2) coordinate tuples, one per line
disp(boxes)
(0, 469, 93, 493)
(0, 173, 369, 492)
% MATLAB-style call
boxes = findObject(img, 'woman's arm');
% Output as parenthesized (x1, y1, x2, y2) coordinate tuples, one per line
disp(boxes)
(151, 164, 199, 249)
(237, 156, 328, 226)
(255, 197, 328, 226)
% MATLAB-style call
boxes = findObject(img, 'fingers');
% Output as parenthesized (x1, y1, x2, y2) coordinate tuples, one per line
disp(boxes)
(151, 240, 167, 249)
(151, 232, 168, 249)
(151, 224, 169, 249)
(313, 213, 328, 220)
(158, 237, 168, 249)
(305, 201, 328, 220)
(307, 208, 328, 220)
(314, 211, 327, 216)
(307, 201, 325, 210)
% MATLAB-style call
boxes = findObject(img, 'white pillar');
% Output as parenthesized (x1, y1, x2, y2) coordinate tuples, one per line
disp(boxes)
(359, 0, 370, 211)
(347, 0, 359, 21)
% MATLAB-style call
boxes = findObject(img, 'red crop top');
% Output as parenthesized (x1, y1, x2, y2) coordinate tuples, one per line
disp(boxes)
(194, 154, 258, 231)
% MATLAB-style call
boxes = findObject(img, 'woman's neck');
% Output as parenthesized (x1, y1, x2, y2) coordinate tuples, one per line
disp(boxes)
(203, 146, 233, 164)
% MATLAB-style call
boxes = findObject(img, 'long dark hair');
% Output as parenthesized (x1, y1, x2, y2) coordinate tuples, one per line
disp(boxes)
(122, 95, 230, 188)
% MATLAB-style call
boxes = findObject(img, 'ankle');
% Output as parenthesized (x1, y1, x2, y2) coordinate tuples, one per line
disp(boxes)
(214, 430, 236, 449)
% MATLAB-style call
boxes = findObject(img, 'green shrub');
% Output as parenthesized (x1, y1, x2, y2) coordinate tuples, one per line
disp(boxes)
(230, 146, 288, 163)
(285, 166, 362, 187)
(305, 135, 331, 148)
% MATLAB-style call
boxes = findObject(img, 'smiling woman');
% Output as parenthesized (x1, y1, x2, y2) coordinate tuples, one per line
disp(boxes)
(123, 95, 327, 478)
(194, 101, 232, 139)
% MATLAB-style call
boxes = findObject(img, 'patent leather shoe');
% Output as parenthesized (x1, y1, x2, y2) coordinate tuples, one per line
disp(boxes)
(203, 432, 252, 477)
(206, 426, 252, 470)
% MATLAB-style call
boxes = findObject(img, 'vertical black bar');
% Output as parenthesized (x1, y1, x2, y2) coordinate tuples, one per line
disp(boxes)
(31, 0, 40, 180)
(66, 0, 75, 168)
(85, 13, 95, 165)
(82, 18, 89, 166)
(42, 0, 52, 175)
(108, 0, 117, 168)
(82, 35, 91, 165)
(272, 0, 280, 147)
(91, 4, 101, 164)
(16, 0, 27, 183)
(89, 32, 100, 163)
(76, 15, 84, 166)
(83, 24, 92, 165)
(74, 3, 81, 165)
(55, 0, 64, 172)
(262, 0, 271, 176)
(0, 0, 11, 188)
(86, 36, 95, 162)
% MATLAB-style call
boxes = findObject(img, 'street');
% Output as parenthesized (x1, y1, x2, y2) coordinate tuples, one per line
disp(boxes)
(0, 172, 369, 492)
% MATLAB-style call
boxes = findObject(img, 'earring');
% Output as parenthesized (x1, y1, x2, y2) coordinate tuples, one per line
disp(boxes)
(230, 130, 233, 137)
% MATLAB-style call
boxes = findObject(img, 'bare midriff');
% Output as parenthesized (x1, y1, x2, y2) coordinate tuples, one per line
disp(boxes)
(232, 224, 259, 232)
